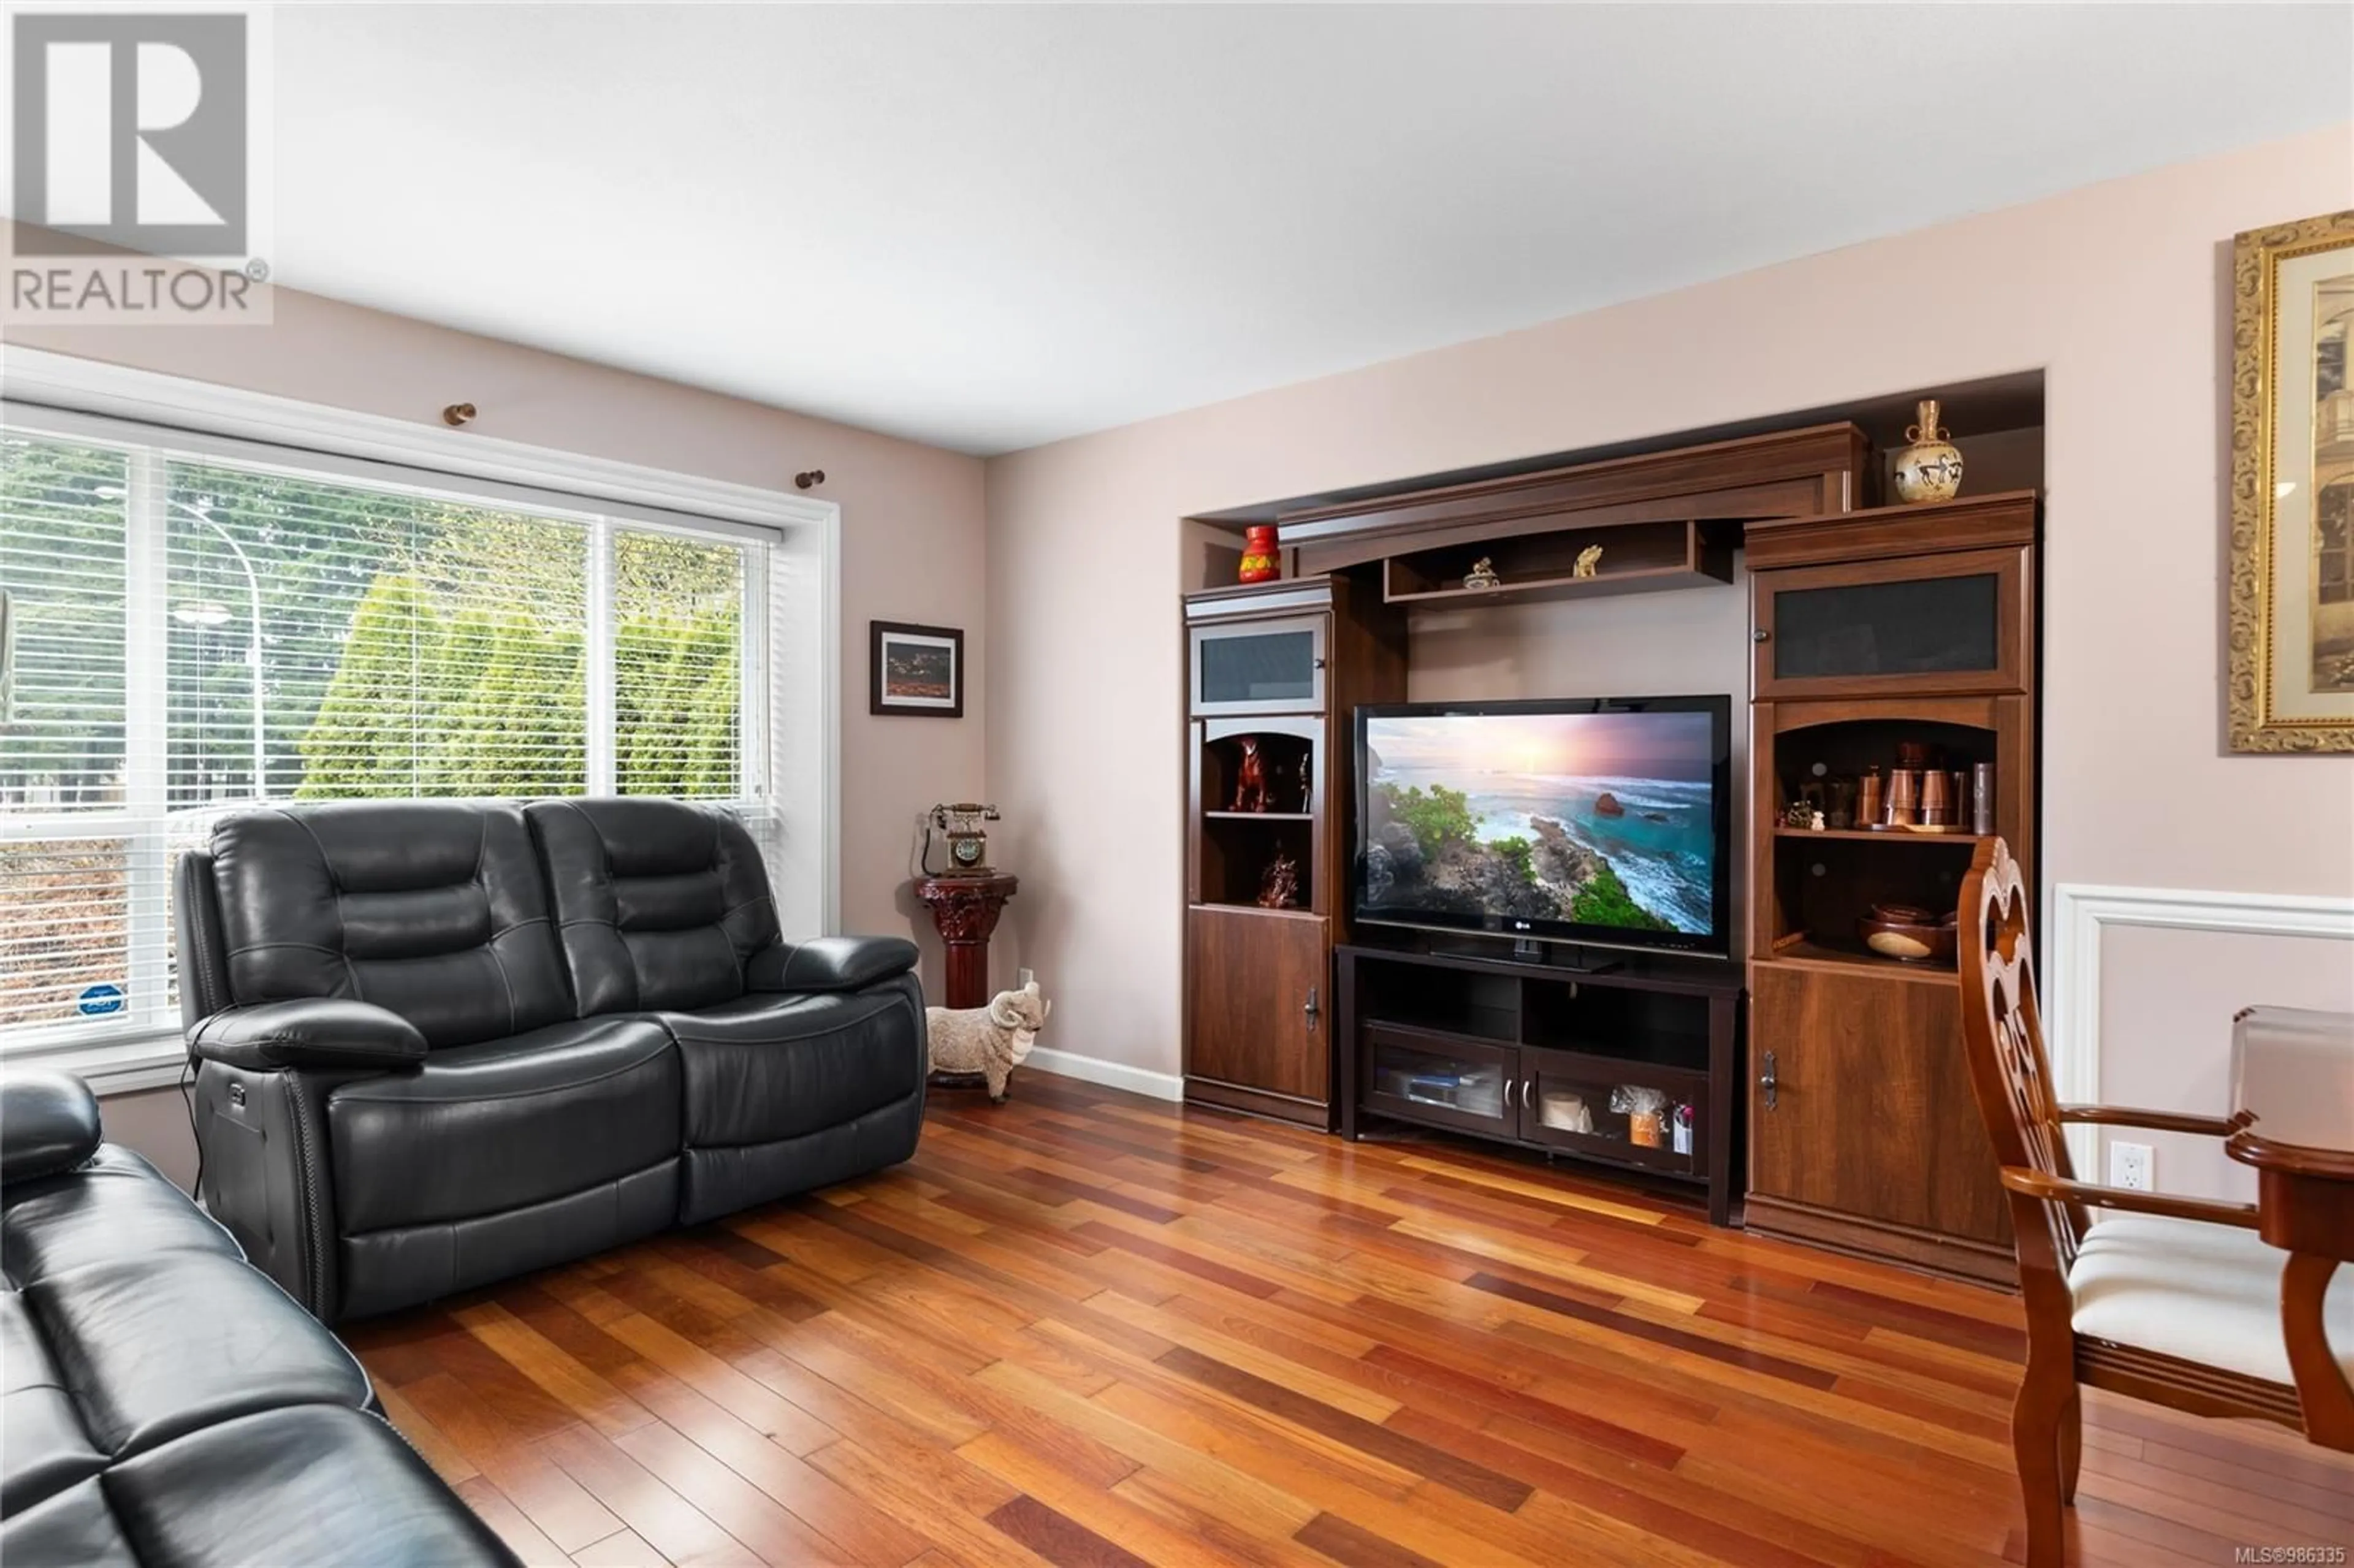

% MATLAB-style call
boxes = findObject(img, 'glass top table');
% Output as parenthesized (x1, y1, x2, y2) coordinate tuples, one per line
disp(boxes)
(2228, 1005, 2354, 1451)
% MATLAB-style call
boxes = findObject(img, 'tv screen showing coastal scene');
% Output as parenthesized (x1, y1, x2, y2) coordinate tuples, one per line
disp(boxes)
(1360, 708, 1719, 939)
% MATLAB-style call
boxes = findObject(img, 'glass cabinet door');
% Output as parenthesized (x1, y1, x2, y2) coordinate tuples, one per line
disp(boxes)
(1753, 547, 2026, 698)
(1516, 1051, 1704, 1177)
(1360, 1027, 1516, 1138)
(1192, 614, 1327, 715)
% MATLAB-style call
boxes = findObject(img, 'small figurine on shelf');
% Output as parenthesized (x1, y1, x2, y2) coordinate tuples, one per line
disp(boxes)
(1230, 737, 1269, 813)
(1297, 750, 1313, 813)
(1463, 557, 1501, 590)
(1257, 850, 1300, 909)
(1572, 544, 1604, 579)
(1781, 799, 1817, 830)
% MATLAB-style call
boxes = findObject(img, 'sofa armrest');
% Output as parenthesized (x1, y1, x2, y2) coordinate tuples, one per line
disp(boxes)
(747, 935, 920, 994)
(191, 999, 428, 1071)
(0, 1069, 102, 1186)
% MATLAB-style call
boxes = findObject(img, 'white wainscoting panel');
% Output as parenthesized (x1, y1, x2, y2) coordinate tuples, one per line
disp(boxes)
(2046, 882, 2354, 1173)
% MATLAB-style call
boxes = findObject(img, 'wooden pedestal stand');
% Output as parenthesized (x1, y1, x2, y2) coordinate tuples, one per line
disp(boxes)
(913, 873, 1019, 1009)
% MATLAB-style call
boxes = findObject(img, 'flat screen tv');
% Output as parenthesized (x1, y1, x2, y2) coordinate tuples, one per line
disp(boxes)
(1353, 696, 1732, 957)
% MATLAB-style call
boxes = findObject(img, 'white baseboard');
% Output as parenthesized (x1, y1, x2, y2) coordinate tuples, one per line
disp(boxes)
(1021, 1046, 1184, 1102)
(2047, 880, 2354, 1173)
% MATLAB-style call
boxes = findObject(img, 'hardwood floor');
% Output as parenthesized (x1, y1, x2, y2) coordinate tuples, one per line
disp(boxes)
(346, 1073, 2354, 1567)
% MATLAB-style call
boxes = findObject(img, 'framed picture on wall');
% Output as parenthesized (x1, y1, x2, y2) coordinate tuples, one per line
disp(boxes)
(870, 620, 964, 717)
(2230, 207, 2354, 752)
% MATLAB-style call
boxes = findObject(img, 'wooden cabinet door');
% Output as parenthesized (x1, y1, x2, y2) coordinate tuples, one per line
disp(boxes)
(1751, 546, 2029, 701)
(1358, 1026, 1520, 1141)
(1515, 1046, 1707, 1179)
(1749, 962, 2007, 1244)
(1189, 613, 1328, 717)
(1186, 905, 1330, 1103)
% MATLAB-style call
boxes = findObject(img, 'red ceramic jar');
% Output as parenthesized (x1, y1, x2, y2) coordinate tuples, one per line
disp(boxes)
(1238, 525, 1279, 584)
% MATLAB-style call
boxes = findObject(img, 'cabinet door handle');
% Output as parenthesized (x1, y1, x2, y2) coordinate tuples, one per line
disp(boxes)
(1504, 1078, 1518, 1110)
(1303, 987, 1319, 1030)
(1759, 1050, 1778, 1110)
(1752, 628, 1771, 644)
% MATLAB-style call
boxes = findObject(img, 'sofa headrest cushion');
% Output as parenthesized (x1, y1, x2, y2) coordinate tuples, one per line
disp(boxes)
(1, 1070, 102, 1187)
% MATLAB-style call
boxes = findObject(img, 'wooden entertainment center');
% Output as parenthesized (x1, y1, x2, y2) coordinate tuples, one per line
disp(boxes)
(1181, 413, 2038, 1284)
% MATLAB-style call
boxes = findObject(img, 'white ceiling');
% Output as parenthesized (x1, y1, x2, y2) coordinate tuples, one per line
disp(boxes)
(265, 4, 2350, 455)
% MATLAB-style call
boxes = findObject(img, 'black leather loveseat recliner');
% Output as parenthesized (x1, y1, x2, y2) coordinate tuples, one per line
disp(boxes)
(177, 797, 925, 1323)
(1, 1069, 517, 1567)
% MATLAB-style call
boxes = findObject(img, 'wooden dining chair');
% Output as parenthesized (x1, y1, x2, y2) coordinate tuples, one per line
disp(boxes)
(1957, 837, 2350, 1567)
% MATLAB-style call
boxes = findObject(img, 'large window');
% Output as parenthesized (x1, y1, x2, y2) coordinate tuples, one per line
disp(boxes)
(0, 423, 780, 1049)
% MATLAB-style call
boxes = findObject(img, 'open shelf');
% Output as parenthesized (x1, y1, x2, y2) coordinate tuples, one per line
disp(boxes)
(1764, 834, 1970, 973)
(1195, 722, 1322, 910)
(1527, 1041, 1708, 1095)
(1382, 519, 1732, 607)
(1771, 827, 1990, 845)
(1199, 729, 1315, 817)
(1357, 959, 1519, 1043)
(1766, 934, 1959, 980)
(1198, 814, 1314, 910)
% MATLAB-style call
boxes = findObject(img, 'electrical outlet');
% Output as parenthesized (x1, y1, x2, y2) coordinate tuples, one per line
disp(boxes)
(2109, 1141, 2154, 1192)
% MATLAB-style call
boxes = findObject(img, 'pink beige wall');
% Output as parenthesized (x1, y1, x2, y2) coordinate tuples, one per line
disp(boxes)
(9, 272, 989, 1178)
(984, 126, 2354, 1171)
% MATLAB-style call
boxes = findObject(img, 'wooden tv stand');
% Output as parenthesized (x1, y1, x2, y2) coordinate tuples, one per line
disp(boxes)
(1335, 942, 1743, 1225)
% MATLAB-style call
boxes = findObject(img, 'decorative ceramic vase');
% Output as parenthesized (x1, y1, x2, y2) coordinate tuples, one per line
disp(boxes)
(1238, 525, 1280, 584)
(1891, 399, 1964, 503)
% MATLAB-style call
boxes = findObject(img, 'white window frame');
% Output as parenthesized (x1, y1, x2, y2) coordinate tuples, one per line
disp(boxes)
(0, 345, 840, 1092)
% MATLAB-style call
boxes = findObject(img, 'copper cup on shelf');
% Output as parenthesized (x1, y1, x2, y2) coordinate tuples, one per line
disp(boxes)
(1884, 768, 1920, 826)
(1919, 768, 1953, 828)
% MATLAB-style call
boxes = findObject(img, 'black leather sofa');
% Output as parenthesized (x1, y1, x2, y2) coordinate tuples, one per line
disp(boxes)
(1, 1069, 518, 1567)
(177, 797, 925, 1322)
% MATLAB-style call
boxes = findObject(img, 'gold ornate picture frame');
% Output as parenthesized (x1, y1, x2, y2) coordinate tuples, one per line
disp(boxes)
(2230, 208, 2354, 752)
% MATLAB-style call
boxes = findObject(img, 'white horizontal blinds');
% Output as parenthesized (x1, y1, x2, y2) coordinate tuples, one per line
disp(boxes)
(0, 436, 154, 1035)
(614, 526, 746, 799)
(0, 836, 147, 1032)
(163, 459, 590, 805)
(1, 434, 128, 811)
(0, 421, 785, 1052)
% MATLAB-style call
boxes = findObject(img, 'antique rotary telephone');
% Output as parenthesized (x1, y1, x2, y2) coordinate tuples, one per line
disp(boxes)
(920, 802, 1001, 876)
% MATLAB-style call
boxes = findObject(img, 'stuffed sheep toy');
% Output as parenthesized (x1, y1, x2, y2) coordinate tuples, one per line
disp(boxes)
(926, 980, 1051, 1103)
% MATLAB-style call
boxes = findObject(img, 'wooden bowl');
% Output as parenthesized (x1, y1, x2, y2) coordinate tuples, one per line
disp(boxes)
(1856, 904, 1958, 963)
